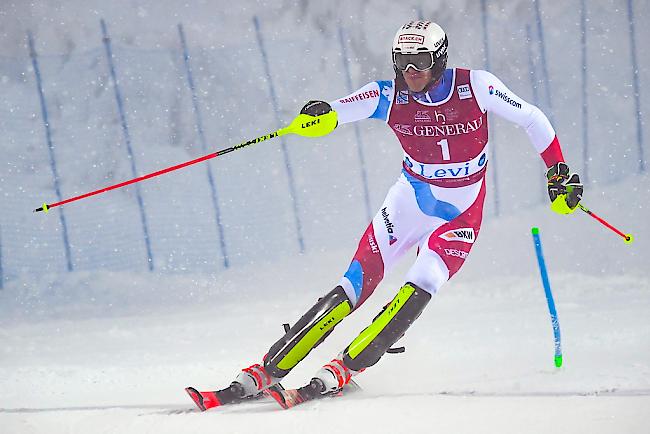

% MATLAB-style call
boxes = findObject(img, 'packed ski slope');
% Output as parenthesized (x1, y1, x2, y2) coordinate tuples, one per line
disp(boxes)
(1, 172, 648, 434)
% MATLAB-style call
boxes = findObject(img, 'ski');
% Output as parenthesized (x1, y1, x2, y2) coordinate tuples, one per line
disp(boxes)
(264, 379, 361, 410)
(185, 383, 284, 412)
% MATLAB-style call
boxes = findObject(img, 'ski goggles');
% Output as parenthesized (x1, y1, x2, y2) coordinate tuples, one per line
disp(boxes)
(393, 52, 436, 72)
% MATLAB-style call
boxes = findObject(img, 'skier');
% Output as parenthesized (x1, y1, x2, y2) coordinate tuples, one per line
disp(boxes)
(189, 20, 583, 409)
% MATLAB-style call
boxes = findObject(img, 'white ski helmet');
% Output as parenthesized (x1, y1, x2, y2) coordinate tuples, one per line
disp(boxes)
(392, 21, 448, 85)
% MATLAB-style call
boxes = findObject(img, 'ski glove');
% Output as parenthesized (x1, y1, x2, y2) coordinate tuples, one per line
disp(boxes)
(546, 162, 583, 214)
(300, 100, 334, 117)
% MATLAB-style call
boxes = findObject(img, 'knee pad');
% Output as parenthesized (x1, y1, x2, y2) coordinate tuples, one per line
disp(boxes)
(264, 286, 352, 378)
(343, 282, 431, 371)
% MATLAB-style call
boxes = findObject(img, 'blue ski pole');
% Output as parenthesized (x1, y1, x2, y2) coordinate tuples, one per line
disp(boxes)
(531, 227, 563, 368)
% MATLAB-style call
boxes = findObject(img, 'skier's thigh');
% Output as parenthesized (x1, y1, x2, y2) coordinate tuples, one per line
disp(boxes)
(406, 214, 482, 294)
(404, 247, 450, 295)
(340, 176, 431, 306)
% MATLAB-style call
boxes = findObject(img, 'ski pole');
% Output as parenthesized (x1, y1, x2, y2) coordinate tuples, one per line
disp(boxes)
(33, 110, 337, 213)
(577, 203, 634, 244)
(531, 227, 563, 368)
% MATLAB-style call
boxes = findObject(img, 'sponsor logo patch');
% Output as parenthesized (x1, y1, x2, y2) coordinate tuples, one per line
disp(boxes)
(414, 110, 431, 122)
(339, 89, 380, 104)
(444, 248, 468, 259)
(398, 34, 424, 44)
(403, 150, 488, 180)
(402, 21, 431, 31)
(368, 233, 380, 254)
(396, 90, 409, 105)
(392, 115, 484, 139)
(381, 84, 393, 100)
(457, 84, 472, 100)
(409, 116, 484, 137)
(381, 207, 398, 245)
(490, 87, 522, 109)
(444, 107, 459, 122)
(301, 118, 320, 129)
(393, 123, 413, 136)
(439, 228, 475, 244)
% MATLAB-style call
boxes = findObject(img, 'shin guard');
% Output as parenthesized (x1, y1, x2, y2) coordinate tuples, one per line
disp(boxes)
(264, 286, 352, 378)
(343, 282, 431, 371)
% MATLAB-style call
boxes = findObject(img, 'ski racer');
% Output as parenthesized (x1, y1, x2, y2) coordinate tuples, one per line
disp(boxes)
(191, 20, 584, 408)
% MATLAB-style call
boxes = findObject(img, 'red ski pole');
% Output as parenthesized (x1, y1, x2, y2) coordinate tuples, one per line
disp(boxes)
(33, 133, 278, 213)
(34, 110, 338, 213)
(578, 203, 634, 244)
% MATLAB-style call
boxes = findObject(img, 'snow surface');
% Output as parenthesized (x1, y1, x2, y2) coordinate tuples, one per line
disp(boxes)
(1, 0, 649, 433)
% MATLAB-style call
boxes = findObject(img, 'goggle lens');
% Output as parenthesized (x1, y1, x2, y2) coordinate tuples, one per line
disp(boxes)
(393, 52, 435, 71)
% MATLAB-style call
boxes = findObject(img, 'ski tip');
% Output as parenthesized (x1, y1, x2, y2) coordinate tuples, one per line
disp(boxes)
(554, 355, 563, 368)
(185, 387, 207, 412)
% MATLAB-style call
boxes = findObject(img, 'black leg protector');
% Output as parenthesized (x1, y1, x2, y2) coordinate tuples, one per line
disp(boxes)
(264, 286, 353, 378)
(342, 282, 431, 372)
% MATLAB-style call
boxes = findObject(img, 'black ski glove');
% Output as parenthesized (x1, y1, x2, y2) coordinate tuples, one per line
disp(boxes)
(546, 162, 583, 214)
(300, 100, 334, 116)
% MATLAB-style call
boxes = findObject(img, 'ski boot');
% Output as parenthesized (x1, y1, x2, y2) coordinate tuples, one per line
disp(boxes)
(186, 363, 282, 411)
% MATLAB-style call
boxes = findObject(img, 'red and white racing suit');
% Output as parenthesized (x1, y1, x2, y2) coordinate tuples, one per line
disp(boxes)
(329, 68, 565, 308)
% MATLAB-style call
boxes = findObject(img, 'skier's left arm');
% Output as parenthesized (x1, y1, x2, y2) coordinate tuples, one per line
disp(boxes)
(472, 70, 583, 214)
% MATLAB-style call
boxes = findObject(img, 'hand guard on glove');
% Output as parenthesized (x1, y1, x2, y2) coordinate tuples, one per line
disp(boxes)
(546, 162, 583, 214)
(287, 100, 337, 138)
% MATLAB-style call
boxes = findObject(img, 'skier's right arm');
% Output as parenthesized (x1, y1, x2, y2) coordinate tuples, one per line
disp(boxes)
(329, 81, 394, 124)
